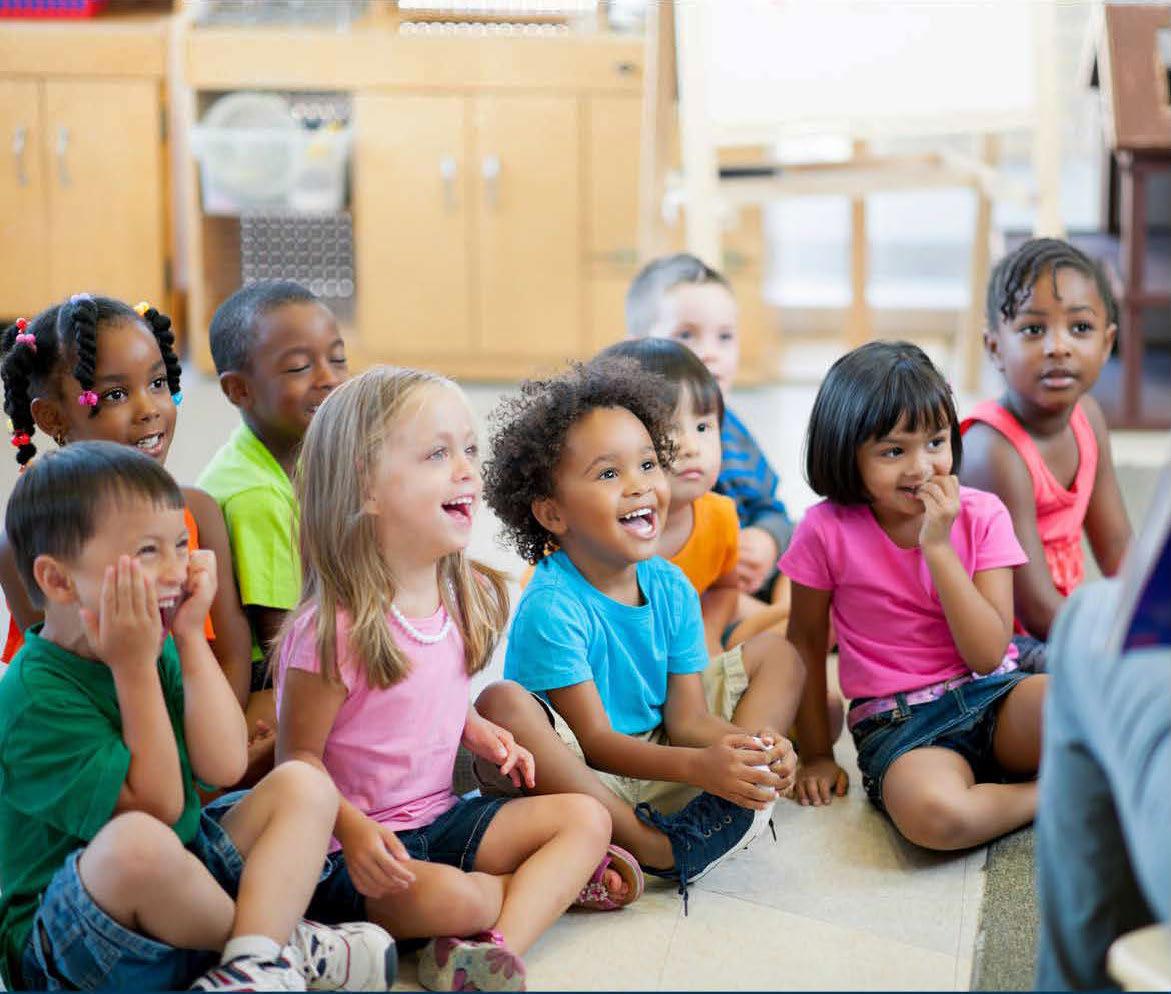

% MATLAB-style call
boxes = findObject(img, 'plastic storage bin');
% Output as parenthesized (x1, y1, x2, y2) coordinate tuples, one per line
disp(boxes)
(191, 124, 352, 215)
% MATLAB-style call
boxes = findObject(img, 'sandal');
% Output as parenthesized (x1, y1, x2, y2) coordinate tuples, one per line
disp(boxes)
(572, 843, 644, 911)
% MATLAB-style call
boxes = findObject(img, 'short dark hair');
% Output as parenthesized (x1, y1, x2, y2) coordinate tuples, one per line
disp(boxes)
(986, 237, 1118, 330)
(625, 253, 732, 337)
(484, 359, 677, 564)
(805, 341, 962, 505)
(208, 280, 320, 374)
(596, 337, 725, 425)
(6, 441, 184, 606)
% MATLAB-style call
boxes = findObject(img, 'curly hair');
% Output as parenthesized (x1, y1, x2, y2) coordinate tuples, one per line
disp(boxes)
(483, 358, 677, 564)
(986, 237, 1118, 329)
(1, 295, 181, 466)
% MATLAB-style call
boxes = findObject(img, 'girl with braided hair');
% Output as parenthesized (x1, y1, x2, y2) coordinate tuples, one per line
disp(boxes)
(959, 238, 1133, 671)
(0, 294, 266, 780)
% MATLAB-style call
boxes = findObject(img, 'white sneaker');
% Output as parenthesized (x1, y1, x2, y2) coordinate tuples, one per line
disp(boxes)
(289, 919, 398, 991)
(190, 953, 307, 991)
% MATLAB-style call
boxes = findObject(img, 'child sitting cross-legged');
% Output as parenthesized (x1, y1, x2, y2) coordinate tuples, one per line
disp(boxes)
(0, 442, 395, 992)
(275, 367, 627, 993)
(476, 358, 804, 911)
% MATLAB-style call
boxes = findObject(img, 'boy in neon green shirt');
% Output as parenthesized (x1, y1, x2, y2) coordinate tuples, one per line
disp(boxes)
(198, 281, 349, 672)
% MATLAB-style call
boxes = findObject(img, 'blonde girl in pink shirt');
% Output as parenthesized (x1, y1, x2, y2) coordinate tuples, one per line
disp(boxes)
(275, 367, 639, 992)
(784, 342, 1047, 851)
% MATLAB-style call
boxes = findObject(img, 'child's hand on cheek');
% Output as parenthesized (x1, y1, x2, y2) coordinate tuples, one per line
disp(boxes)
(170, 549, 218, 640)
(917, 474, 961, 549)
(80, 556, 162, 670)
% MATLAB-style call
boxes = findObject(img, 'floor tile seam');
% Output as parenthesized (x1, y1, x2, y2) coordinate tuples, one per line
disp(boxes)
(695, 884, 967, 961)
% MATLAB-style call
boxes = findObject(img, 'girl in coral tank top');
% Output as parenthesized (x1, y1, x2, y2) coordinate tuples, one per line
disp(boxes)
(961, 239, 1132, 669)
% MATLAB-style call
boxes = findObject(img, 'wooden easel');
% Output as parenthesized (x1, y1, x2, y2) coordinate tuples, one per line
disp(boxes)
(639, 0, 1064, 391)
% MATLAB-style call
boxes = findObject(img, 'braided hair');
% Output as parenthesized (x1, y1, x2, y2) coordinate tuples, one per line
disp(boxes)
(0, 294, 182, 466)
(986, 238, 1118, 330)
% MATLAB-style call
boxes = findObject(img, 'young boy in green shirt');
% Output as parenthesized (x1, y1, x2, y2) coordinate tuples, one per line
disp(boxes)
(198, 281, 349, 678)
(0, 442, 394, 991)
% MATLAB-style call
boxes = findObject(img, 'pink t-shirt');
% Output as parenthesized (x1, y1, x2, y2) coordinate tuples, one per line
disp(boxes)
(780, 487, 1027, 700)
(276, 603, 468, 848)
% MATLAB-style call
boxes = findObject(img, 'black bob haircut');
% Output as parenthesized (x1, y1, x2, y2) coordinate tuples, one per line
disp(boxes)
(6, 441, 184, 607)
(596, 337, 725, 426)
(208, 280, 320, 375)
(805, 341, 961, 505)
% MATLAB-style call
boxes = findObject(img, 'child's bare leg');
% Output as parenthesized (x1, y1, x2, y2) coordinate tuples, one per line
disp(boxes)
(728, 629, 804, 734)
(881, 747, 1037, 851)
(475, 682, 673, 870)
(366, 862, 505, 940)
(473, 794, 611, 954)
(992, 675, 1047, 774)
(78, 812, 235, 951)
(216, 758, 339, 942)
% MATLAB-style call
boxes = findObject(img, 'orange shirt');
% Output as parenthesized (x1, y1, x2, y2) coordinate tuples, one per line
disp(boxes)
(669, 491, 740, 595)
(3, 505, 215, 663)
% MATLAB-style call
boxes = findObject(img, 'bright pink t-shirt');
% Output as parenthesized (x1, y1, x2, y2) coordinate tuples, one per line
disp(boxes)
(780, 487, 1027, 700)
(276, 603, 468, 848)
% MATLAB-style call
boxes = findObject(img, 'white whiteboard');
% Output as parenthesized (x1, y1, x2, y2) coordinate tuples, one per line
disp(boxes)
(691, 0, 1041, 142)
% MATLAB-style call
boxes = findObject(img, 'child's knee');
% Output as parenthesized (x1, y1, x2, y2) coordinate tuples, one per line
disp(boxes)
(87, 812, 186, 887)
(264, 758, 338, 813)
(475, 680, 536, 727)
(901, 790, 971, 851)
(745, 631, 805, 688)
(558, 793, 612, 846)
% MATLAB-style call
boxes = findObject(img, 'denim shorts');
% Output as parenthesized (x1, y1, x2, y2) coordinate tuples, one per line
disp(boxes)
(1011, 634, 1049, 674)
(19, 791, 248, 992)
(307, 794, 506, 924)
(850, 670, 1028, 810)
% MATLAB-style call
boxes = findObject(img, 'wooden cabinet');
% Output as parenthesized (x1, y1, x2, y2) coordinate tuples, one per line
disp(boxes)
(0, 18, 170, 321)
(0, 79, 48, 316)
(355, 92, 581, 370)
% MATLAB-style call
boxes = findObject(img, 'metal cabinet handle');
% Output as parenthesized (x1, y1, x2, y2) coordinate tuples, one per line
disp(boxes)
(481, 154, 500, 209)
(12, 125, 28, 187)
(56, 126, 71, 187)
(439, 154, 458, 210)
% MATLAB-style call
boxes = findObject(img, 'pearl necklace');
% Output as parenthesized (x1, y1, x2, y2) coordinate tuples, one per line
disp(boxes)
(389, 582, 456, 645)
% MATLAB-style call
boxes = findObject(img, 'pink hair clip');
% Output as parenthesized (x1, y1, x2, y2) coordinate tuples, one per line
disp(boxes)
(14, 318, 35, 352)
(78, 390, 99, 408)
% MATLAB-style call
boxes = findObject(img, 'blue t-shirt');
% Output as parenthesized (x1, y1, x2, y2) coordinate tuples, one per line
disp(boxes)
(504, 551, 708, 735)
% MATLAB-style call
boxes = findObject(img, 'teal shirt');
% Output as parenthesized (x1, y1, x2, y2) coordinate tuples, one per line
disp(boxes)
(0, 628, 200, 988)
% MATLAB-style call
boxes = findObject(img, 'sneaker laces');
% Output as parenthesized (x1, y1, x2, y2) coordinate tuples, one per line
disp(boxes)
(288, 922, 346, 989)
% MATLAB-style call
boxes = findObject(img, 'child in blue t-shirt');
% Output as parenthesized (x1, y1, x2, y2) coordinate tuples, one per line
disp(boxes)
(477, 358, 805, 910)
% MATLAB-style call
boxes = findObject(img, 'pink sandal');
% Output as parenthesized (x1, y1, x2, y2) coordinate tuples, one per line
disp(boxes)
(573, 844, 644, 911)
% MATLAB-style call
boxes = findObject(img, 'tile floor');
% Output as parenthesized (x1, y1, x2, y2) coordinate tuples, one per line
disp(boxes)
(0, 365, 1165, 992)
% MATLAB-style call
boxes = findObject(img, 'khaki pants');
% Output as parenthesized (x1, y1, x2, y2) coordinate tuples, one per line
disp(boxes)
(529, 646, 749, 815)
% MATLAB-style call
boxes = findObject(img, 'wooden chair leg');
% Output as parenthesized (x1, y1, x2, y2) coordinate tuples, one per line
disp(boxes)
(1118, 151, 1146, 428)
(962, 134, 999, 393)
(845, 140, 870, 349)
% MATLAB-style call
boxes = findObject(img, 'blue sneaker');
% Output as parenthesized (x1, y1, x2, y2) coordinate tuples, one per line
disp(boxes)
(636, 792, 775, 913)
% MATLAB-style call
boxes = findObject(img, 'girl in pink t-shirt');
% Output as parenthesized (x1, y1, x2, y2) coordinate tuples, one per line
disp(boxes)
(275, 367, 641, 993)
(782, 342, 1047, 852)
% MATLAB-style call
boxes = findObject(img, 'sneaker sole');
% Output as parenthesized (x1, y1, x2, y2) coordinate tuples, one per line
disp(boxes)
(687, 799, 776, 885)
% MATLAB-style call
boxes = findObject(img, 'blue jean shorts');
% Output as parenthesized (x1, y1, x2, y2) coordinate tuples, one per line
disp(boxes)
(19, 791, 248, 992)
(307, 793, 506, 924)
(850, 670, 1028, 810)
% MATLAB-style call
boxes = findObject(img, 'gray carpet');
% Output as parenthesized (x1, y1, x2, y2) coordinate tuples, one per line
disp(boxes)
(970, 461, 1165, 991)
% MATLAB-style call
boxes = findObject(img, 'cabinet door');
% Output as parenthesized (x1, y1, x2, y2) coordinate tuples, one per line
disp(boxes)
(354, 94, 472, 358)
(0, 80, 49, 316)
(474, 95, 581, 360)
(587, 95, 640, 268)
(44, 79, 165, 304)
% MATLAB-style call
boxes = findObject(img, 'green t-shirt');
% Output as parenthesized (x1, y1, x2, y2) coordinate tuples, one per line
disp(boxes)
(197, 423, 300, 662)
(0, 628, 201, 989)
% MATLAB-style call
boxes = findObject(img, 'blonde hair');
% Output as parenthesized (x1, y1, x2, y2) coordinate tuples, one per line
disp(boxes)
(281, 365, 509, 688)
